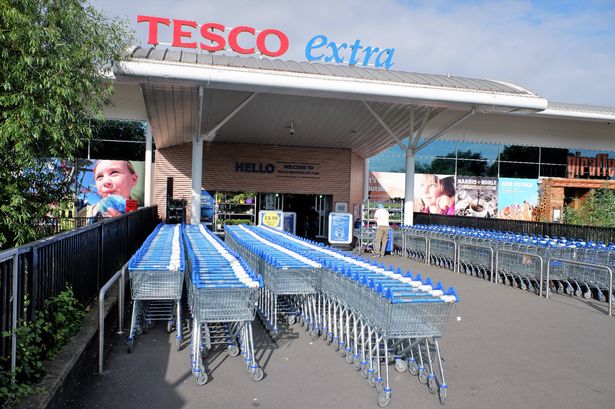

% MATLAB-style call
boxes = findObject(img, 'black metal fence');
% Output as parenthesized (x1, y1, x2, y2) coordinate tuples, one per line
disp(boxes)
(414, 212, 615, 243)
(33, 216, 98, 238)
(0, 206, 159, 363)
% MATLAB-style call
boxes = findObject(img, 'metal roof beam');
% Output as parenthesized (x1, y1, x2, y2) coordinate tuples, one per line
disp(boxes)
(204, 92, 258, 140)
(415, 108, 476, 152)
(362, 101, 408, 150)
(410, 107, 432, 151)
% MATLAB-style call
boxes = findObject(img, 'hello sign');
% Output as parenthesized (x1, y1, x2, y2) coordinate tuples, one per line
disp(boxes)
(137, 15, 396, 69)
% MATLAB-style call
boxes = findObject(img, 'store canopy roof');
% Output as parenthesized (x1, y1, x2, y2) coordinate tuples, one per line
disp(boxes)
(108, 47, 615, 155)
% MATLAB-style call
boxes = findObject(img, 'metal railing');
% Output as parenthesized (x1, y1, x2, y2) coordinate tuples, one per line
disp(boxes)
(414, 213, 615, 244)
(0, 206, 159, 367)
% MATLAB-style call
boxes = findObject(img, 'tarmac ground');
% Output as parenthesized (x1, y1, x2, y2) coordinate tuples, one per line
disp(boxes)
(66, 255, 615, 409)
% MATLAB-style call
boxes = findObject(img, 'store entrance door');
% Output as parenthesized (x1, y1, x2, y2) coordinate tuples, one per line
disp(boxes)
(283, 194, 332, 239)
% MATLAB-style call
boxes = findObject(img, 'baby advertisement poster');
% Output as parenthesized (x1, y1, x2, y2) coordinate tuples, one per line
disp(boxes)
(75, 159, 145, 218)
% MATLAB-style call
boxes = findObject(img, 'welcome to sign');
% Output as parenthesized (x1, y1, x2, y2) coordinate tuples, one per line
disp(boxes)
(137, 15, 396, 69)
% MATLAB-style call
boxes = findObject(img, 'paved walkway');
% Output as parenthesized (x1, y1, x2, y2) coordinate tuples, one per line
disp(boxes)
(66, 255, 615, 409)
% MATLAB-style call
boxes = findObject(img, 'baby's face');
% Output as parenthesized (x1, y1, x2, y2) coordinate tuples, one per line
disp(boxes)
(95, 161, 137, 199)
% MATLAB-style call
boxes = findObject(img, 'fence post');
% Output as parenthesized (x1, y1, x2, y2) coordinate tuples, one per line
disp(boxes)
(11, 253, 18, 385)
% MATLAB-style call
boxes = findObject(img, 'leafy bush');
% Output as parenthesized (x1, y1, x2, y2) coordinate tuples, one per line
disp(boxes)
(563, 188, 615, 227)
(0, 287, 84, 407)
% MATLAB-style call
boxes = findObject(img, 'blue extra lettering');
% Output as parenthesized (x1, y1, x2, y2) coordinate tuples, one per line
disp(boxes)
(305, 34, 328, 61)
(375, 48, 395, 69)
(304, 35, 395, 69)
(324, 41, 348, 63)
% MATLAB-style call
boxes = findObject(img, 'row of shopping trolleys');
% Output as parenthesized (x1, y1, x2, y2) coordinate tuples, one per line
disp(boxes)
(225, 224, 459, 407)
(394, 224, 614, 314)
(127, 223, 264, 385)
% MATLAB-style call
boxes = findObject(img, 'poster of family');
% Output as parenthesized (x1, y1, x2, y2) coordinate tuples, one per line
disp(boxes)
(371, 172, 539, 220)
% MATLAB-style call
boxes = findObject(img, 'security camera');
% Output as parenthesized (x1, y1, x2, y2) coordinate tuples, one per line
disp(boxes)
(289, 127, 295, 136)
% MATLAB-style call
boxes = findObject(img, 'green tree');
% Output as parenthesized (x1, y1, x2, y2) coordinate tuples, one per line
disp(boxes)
(563, 188, 615, 227)
(0, 0, 133, 248)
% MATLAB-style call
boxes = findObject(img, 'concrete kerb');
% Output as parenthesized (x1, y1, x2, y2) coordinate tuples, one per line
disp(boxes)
(14, 282, 121, 409)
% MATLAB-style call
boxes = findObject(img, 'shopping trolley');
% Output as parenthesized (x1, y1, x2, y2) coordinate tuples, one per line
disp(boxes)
(251, 225, 459, 407)
(183, 224, 263, 385)
(127, 223, 185, 352)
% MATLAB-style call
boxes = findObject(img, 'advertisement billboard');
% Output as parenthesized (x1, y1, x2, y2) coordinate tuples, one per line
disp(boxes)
(455, 176, 498, 218)
(413, 174, 456, 215)
(76, 159, 145, 218)
(497, 178, 538, 221)
(369, 171, 405, 202)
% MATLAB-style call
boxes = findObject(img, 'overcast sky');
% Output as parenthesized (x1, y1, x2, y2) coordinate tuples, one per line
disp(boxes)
(92, 0, 615, 106)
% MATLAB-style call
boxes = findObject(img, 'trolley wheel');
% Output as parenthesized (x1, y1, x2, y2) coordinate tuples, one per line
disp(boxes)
(418, 369, 428, 384)
(146, 319, 154, 329)
(135, 325, 143, 336)
(310, 328, 320, 340)
(227, 344, 240, 357)
(195, 372, 208, 386)
(361, 365, 369, 378)
(353, 357, 362, 371)
(428, 377, 437, 394)
(439, 387, 447, 405)
(345, 351, 353, 364)
(325, 336, 333, 346)
(126, 338, 134, 353)
(287, 315, 296, 326)
(176, 337, 182, 351)
(394, 358, 408, 373)
(339, 347, 346, 357)
(167, 320, 174, 334)
(574, 289, 582, 297)
(377, 392, 391, 408)
(376, 380, 384, 393)
(368, 373, 376, 388)
(251, 367, 264, 382)
(408, 361, 419, 376)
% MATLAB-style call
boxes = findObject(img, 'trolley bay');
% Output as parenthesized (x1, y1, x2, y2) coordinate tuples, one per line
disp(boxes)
(66, 251, 615, 409)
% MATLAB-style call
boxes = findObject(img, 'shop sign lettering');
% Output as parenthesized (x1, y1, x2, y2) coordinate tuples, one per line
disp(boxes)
(305, 35, 395, 69)
(137, 15, 396, 69)
(137, 15, 289, 57)
(235, 162, 275, 173)
(567, 152, 615, 178)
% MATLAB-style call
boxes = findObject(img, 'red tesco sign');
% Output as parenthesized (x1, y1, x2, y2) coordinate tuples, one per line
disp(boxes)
(137, 15, 289, 58)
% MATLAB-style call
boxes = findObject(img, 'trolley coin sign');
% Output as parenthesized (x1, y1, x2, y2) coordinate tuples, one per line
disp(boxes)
(328, 212, 353, 244)
(258, 210, 284, 229)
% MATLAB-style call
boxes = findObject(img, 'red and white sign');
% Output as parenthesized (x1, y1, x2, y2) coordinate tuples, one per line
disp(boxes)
(137, 15, 290, 57)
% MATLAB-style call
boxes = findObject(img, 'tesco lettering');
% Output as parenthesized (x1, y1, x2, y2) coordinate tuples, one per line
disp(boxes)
(137, 15, 396, 69)
(137, 15, 289, 57)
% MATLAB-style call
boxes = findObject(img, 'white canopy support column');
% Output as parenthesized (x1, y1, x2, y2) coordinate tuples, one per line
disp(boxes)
(404, 149, 415, 226)
(404, 108, 416, 226)
(143, 123, 153, 207)
(363, 158, 369, 201)
(190, 86, 204, 224)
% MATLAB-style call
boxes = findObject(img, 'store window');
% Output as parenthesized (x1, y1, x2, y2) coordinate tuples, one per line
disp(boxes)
(457, 159, 496, 177)
(456, 141, 499, 161)
(498, 145, 539, 163)
(416, 157, 455, 174)
(499, 161, 539, 178)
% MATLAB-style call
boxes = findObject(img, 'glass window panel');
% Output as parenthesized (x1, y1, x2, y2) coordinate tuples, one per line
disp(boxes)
(416, 157, 455, 174)
(499, 161, 538, 178)
(540, 163, 566, 178)
(457, 160, 495, 177)
(540, 147, 568, 165)
(456, 141, 499, 160)
(498, 145, 539, 163)
(369, 149, 405, 172)
(417, 140, 456, 158)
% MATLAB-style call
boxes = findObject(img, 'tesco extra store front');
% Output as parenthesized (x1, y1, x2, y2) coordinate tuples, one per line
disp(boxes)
(106, 15, 615, 237)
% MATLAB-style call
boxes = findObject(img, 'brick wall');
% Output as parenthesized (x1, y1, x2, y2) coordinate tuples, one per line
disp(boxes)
(155, 141, 361, 220)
